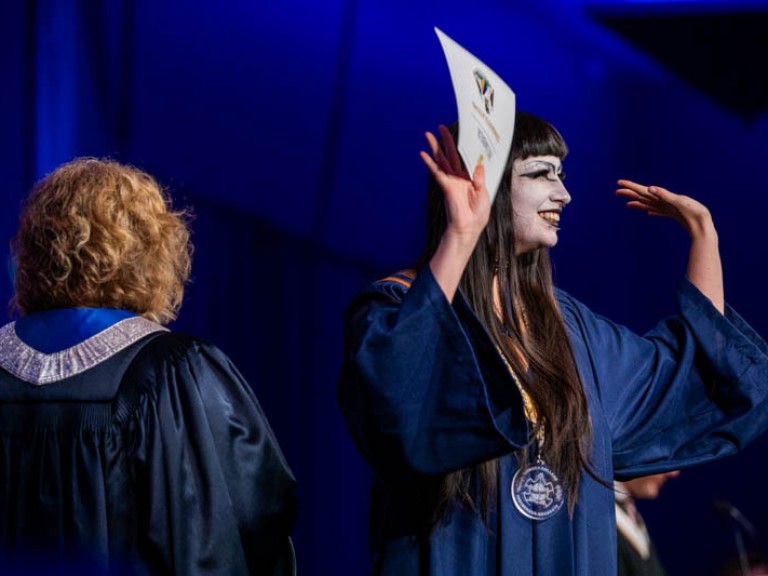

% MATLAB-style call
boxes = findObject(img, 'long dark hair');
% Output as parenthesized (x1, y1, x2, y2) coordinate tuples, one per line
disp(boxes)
(417, 112, 593, 526)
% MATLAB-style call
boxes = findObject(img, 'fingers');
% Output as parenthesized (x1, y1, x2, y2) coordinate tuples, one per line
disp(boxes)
(472, 160, 486, 189)
(615, 188, 641, 200)
(617, 179, 684, 221)
(624, 200, 660, 215)
(469, 161, 489, 202)
(617, 179, 644, 190)
(424, 131, 452, 174)
(616, 190, 651, 208)
(617, 179, 656, 201)
(420, 144, 464, 193)
(618, 187, 660, 205)
(616, 181, 672, 218)
(647, 185, 674, 201)
(438, 124, 462, 173)
(424, 130, 440, 155)
(617, 179, 659, 214)
(423, 127, 474, 182)
(618, 179, 675, 200)
(420, 150, 440, 176)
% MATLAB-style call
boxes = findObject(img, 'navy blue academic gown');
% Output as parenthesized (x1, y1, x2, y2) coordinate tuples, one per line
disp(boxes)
(339, 268, 768, 576)
(0, 309, 296, 575)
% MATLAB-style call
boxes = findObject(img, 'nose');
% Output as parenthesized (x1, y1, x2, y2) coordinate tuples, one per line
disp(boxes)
(552, 180, 571, 206)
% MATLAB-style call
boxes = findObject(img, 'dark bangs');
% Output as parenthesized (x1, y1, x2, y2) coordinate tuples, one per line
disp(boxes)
(511, 111, 568, 160)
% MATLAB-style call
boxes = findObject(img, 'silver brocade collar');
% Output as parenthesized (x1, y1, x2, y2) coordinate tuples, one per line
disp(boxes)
(0, 316, 168, 385)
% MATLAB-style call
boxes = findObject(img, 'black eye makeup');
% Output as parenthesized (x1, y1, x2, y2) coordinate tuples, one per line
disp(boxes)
(517, 161, 564, 183)
(526, 170, 553, 180)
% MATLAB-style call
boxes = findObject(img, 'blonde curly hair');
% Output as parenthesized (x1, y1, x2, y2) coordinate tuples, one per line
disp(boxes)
(12, 158, 192, 324)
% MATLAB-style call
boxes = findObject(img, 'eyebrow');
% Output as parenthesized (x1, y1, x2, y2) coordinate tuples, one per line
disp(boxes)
(516, 160, 562, 174)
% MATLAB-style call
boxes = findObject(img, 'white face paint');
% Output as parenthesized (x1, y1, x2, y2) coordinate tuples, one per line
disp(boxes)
(510, 155, 571, 255)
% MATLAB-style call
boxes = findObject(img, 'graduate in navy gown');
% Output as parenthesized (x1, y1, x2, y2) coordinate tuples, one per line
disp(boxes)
(0, 158, 297, 575)
(339, 112, 768, 575)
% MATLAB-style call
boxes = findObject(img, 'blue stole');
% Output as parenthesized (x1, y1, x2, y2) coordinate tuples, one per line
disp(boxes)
(15, 308, 137, 353)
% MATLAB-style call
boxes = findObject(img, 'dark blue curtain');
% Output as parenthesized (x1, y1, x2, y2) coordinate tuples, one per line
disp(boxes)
(168, 191, 376, 572)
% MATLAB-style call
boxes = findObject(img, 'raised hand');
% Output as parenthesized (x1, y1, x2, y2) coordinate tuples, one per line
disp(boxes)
(615, 179, 713, 237)
(616, 179, 723, 313)
(421, 126, 492, 302)
(420, 126, 491, 244)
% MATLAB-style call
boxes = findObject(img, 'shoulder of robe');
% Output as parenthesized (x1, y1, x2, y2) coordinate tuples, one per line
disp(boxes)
(370, 268, 418, 301)
(117, 332, 219, 397)
(343, 269, 420, 326)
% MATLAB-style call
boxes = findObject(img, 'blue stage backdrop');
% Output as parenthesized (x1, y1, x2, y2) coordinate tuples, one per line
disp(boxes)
(2, 0, 768, 573)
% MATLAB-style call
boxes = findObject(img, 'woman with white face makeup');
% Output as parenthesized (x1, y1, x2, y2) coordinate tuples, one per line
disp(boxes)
(509, 155, 571, 254)
(339, 112, 762, 575)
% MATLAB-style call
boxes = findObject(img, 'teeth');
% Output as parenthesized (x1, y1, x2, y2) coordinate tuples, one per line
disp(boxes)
(539, 211, 560, 225)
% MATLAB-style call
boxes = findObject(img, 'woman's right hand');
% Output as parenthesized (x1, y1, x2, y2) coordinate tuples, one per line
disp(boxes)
(420, 125, 491, 245)
(421, 126, 492, 302)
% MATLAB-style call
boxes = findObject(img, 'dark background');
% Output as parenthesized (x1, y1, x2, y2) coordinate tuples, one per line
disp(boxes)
(2, 0, 768, 573)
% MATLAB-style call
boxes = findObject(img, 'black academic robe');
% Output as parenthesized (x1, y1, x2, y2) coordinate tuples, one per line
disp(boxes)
(618, 530, 667, 576)
(0, 320, 296, 575)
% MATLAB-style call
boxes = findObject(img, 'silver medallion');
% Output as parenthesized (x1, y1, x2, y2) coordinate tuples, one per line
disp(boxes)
(511, 461, 565, 521)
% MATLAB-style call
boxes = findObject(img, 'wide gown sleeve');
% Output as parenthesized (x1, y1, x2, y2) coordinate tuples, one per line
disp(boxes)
(123, 334, 297, 575)
(557, 278, 768, 479)
(339, 268, 529, 479)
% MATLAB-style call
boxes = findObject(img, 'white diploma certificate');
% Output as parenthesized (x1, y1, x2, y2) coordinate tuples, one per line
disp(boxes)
(435, 27, 516, 202)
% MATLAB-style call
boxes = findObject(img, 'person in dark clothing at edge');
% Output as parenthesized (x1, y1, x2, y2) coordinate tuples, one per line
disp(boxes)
(0, 158, 297, 575)
(615, 471, 680, 575)
(339, 113, 768, 575)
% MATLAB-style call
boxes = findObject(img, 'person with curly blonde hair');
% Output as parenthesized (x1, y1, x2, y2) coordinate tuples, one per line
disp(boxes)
(12, 158, 191, 323)
(0, 158, 297, 575)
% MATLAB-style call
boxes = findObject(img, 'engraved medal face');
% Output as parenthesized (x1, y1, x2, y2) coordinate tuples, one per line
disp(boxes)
(511, 462, 565, 521)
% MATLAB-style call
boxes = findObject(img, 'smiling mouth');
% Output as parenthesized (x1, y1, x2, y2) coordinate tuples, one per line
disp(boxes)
(538, 211, 561, 229)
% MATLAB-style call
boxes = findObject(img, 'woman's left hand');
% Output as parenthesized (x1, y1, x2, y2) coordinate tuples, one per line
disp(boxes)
(616, 179, 723, 313)
(615, 179, 713, 237)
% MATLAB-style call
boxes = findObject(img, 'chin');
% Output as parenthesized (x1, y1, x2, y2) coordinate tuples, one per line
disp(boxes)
(544, 235, 559, 249)
(516, 236, 558, 255)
